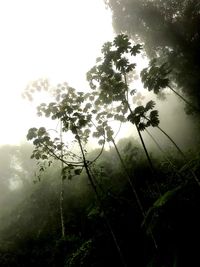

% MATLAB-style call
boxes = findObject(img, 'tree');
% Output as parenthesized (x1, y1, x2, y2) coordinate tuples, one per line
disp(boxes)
(24, 33, 200, 266)
(141, 59, 200, 113)
(25, 82, 127, 267)
(87, 34, 160, 186)
(106, 0, 200, 108)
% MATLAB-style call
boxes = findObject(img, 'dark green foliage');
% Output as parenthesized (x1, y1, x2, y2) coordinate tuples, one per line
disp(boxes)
(2, 30, 200, 267)
(141, 60, 170, 94)
(1, 141, 200, 266)
(127, 100, 159, 131)
(106, 0, 200, 107)
(65, 239, 93, 267)
(87, 34, 141, 108)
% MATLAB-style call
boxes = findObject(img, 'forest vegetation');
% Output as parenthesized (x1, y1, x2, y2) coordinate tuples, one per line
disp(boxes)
(1, 1, 200, 266)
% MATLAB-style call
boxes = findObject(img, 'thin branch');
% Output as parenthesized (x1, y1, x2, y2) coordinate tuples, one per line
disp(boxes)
(145, 128, 184, 180)
(43, 143, 83, 167)
(59, 121, 65, 238)
(74, 126, 128, 267)
(123, 73, 161, 196)
(168, 85, 200, 112)
(89, 120, 106, 164)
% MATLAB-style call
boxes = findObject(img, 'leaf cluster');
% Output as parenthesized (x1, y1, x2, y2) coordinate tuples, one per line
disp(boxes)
(87, 34, 142, 105)
(141, 59, 171, 94)
(127, 100, 159, 131)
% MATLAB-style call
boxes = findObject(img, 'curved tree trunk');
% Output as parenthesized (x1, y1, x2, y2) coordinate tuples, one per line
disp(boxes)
(75, 128, 127, 267)
(123, 74, 155, 175)
(111, 137, 158, 249)
(168, 85, 200, 113)
(154, 124, 200, 187)
(123, 73, 161, 196)
(145, 128, 184, 181)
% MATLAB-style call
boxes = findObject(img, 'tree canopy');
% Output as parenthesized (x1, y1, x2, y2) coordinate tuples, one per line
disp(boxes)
(106, 0, 200, 108)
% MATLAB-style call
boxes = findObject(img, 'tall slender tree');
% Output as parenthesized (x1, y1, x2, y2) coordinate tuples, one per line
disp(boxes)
(25, 82, 127, 267)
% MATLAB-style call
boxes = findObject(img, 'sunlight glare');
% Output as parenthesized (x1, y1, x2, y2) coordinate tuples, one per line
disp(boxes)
(0, 0, 113, 145)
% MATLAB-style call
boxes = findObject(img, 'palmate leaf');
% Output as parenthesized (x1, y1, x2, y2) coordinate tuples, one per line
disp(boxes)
(127, 113, 140, 125)
(141, 60, 170, 94)
(113, 34, 131, 53)
(140, 68, 148, 84)
(149, 110, 159, 127)
(130, 44, 143, 56)
(98, 139, 105, 145)
(38, 127, 47, 136)
(114, 114, 126, 122)
(114, 72, 122, 82)
(145, 100, 156, 111)
(134, 105, 145, 115)
(126, 63, 136, 73)
(115, 57, 129, 71)
(101, 41, 112, 54)
(27, 127, 38, 140)
(41, 154, 48, 160)
(138, 122, 146, 131)
(33, 138, 41, 146)
(83, 103, 92, 112)
(107, 113, 113, 118)
(96, 57, 102, 63)
(159, 78, 169, 89)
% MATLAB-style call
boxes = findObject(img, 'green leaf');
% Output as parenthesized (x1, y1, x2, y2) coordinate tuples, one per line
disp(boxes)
(114, 114, 126, 122)
(107, 113, 113, 118)
(113, 34, 131, 53)
(154, 185, 182, 208)
(130, 44, 142, 56)
(138, 122, 146, 131)
(89, 95, 95, 101)
(98, 139, 105, 145)
(27, 128, 38, 140)
(38, 127, 47, 136)
(145, 100, 156, 111)
(149, 110, 159, 127)
(33, 139, 40, 146)
(134, 106, 145, 115)
(101, 41, 112, 54)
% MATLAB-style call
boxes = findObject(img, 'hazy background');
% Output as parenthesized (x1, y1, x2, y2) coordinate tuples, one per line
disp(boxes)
(0, 0, 199, 193)
(0, 2, 200, 266)
(0, 0, 197, 150)
(0, 0, 113, 145)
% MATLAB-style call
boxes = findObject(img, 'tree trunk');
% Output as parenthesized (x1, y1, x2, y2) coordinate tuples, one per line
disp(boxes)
(111, 137, 158, 249)
(168, 85, 200, 112)
(60, 122, 65, 238)
(75, 128, 128, 267)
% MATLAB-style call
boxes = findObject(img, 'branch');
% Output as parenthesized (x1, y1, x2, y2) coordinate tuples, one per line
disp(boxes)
(89, 120, 106, 165)
(42, 143, 83, 167)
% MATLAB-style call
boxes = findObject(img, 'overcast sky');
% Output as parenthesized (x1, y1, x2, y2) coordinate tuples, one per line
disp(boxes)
(0, 0, 114, 145)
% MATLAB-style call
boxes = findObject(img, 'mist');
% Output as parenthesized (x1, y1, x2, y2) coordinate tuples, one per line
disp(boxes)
(1, 1, 200, 266)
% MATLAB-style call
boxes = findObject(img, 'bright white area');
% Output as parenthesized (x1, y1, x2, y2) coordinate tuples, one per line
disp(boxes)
(0, 0, 114, 145)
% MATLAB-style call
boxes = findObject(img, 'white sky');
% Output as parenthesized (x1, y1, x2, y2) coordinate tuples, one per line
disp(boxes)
(0, 0, 114, 145)
(0, 1, 191, 150)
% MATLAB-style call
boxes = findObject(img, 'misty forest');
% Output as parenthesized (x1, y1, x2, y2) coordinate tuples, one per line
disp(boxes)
(1, 1, 200, 266)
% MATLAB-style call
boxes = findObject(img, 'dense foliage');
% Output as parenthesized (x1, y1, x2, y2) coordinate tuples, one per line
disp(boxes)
(106, 0, 200, 109)
(0, 141, 200, 267)
(0, 29, 200, 267)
